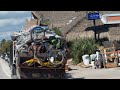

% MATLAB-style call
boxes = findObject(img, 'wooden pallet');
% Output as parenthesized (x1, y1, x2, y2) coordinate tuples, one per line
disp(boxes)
(101, 45, 119, 68)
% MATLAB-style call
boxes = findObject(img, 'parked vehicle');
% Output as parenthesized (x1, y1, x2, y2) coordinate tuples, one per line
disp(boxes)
(0, 55, 3, 58)
(1, 53, 6, 59)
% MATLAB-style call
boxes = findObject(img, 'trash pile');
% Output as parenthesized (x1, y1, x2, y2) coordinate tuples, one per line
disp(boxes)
(11, 25, 67, 68)
(79, 49, 103, 69)
(79, 43, 120, 69)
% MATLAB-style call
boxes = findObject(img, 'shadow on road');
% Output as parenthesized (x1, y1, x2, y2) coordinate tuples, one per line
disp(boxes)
(65, 73, 85, 79)
(85, 24, 119, 33)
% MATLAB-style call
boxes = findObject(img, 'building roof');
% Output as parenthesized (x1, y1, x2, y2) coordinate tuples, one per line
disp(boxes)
(23, 18, 38, 32)
(31, 11, 120, 41)
(31, 11, 86, 36)
(32, 11, 80, 27)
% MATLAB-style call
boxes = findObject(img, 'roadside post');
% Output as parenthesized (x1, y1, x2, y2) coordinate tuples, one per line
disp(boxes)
(87, 11, 101, 42)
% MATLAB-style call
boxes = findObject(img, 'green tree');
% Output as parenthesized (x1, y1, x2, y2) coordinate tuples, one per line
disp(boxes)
(0, 39, 11, 54)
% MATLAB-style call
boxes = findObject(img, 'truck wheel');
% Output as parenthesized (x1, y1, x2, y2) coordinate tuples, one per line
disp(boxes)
(11, 65, 17, 79)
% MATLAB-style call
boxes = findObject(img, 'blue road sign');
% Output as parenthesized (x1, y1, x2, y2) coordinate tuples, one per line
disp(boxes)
(87, 12, 100, 20)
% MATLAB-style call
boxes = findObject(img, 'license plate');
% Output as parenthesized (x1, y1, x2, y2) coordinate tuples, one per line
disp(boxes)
(32, 73, 40, 78)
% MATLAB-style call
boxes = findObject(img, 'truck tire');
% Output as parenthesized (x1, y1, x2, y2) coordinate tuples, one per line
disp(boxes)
(11, 75, 17, 79)
(11, 65, 17, 79)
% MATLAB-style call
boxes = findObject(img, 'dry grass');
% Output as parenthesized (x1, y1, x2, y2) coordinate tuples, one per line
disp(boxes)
(77, 62, 91, 68)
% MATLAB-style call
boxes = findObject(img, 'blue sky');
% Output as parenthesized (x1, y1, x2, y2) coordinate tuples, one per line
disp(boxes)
(0, 11, 31, 40)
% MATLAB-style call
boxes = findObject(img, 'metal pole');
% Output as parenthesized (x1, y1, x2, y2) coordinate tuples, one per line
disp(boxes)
(93, 19, 97, 42)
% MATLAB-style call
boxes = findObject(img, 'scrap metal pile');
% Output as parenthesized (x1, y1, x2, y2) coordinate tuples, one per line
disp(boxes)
(11, 25, 67, 68)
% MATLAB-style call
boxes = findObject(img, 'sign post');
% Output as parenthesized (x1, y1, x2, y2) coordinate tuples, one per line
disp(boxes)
(93, 19, 97, 42)
(87, 12, 101, 42)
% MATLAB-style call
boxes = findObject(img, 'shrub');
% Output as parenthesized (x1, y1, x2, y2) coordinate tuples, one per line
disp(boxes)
(52, 27, 62, 36)
(70, 38, 99, 64)
(40, 19, 50, 26)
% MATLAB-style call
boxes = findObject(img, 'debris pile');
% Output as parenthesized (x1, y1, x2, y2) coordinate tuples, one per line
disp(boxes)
(11, 25, 68, 68)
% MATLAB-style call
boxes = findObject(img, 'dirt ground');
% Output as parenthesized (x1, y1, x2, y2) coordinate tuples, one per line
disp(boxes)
(65, 64, 120, 79)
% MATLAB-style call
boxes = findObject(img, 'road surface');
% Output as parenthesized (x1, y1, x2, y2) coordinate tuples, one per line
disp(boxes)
(0, 58, 11, 79)
(1, 56, 120, 79)
(66, 65, 120, 79)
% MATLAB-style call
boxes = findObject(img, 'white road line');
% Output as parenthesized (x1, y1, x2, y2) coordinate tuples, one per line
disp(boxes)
(0, 59, 11, 78)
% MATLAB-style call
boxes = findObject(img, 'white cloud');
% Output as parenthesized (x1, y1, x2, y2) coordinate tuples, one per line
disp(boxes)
(0, 11, 9, 15)
(13, 11, 27, 13)
(0, 16, 31, 27)
(0, 31, 12, 38)
(0, 11, 31, 40)
(0, 11, 29, 15)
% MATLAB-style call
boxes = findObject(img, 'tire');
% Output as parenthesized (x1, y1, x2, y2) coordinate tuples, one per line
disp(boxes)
(11, 65, 17, 79)
(11, 75, 17, 79)
(48, 49, 65, 67)
(8, 61, 10, 67)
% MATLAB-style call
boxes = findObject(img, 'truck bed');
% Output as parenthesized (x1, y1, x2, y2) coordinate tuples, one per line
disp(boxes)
(17, 66, 66, 79)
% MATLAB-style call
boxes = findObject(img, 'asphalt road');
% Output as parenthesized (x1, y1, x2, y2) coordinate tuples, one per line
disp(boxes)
(0, 58, 11, 79)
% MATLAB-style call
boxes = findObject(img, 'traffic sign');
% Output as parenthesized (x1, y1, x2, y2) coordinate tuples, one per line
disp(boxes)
(87, 12, 101, 20)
